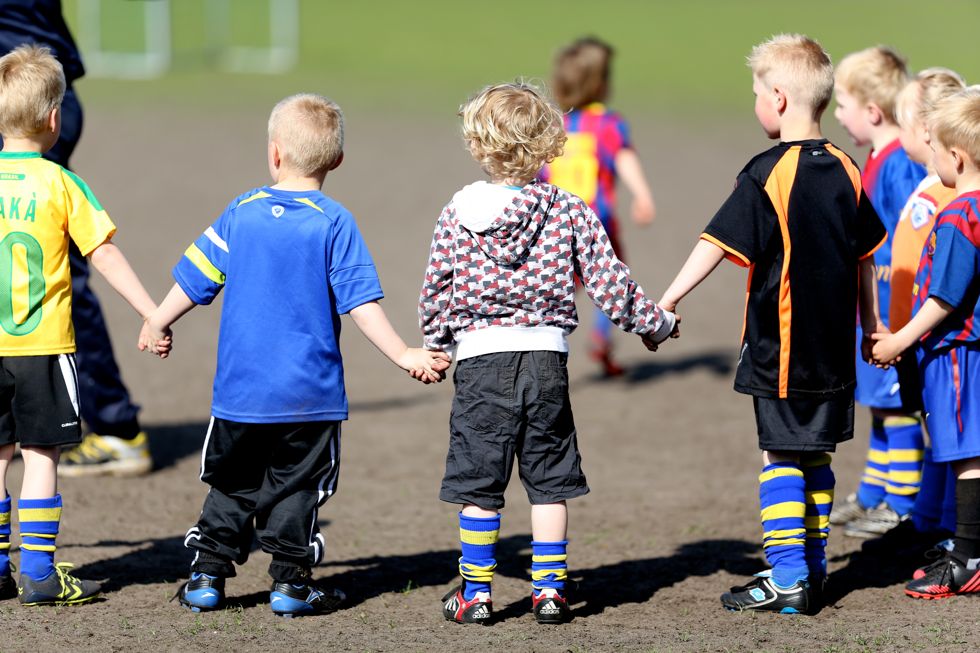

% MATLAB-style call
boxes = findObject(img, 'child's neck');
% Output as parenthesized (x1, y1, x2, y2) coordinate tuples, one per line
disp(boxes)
(955, 168, 980, 194)
(870, 124, 901, 152)
(778, 114, 822, 142)
(0, 136, 48, 153)
(271, 174, 325, 192)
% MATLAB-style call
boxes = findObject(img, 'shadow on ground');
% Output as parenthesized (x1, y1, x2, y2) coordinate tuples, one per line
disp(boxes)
(575, 349, 735, 387)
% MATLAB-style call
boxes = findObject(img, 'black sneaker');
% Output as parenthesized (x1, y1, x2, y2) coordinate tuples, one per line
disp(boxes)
(0, 567, 15, 601)
(861, 519, 953, 559)
(905, 552, 980, 599)
(532, 588, 570, 624)
(173, 573, 225, 612)
(442, 581, 492, 625)
(270, 579, 345, 617)
(721, 573, 812, 614)
(18, 563, 101, 606)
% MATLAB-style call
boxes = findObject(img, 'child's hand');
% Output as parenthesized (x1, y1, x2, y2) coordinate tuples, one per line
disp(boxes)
(631, 196, 656, 226)
(139, 316, 173, 359)
(400, 348, 451, 384)
(641, 314, 681, 351)
(860, 323, 890, 367)
(870, 332, 903, 368)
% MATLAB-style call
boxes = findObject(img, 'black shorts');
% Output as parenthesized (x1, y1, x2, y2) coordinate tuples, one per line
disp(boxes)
(0, 354, 82, 448)
(440, 351, 589, 510)
(753, 393, 854, 453)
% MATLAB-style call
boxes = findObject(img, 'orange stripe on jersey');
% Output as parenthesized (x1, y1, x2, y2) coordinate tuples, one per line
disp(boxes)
(763, 146, 801, 398)
(823, 143, 862, 203)
(700, 233, 750, 267)
(861, 232, 888, 260)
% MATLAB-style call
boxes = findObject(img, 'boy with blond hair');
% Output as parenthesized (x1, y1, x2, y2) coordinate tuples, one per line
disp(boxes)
(656, 35, 886, 614)
(831, 46, 928, 537)
(420, 82, 676, 625)
(872, 86, 980, 599)
(0, 44, 166, 605)
(145, 93, 450, 617)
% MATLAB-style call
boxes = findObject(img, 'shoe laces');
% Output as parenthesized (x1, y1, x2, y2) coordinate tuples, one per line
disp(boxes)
(51, 562, 83, 589)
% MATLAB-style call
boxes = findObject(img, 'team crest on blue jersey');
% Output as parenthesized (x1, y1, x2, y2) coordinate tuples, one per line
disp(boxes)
(272, 205, 285, 218)
(910, 200, 932, 229)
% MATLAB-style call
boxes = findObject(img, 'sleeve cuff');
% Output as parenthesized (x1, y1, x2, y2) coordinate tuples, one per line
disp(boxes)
(649, 310, 677, 344)
(700, 233, 750, 267)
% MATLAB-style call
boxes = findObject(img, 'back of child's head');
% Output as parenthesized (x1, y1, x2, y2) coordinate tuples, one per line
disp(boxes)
(459, 81, 566, 184)
(551, 37, 613, 111)
(927, 85, 980, 166)
(0, 44, 65, 138)
(267, 93, 344, 176)
(895, 67, 966, 130)
(748, 34, 834, 119)
(835, 46, 909, 123)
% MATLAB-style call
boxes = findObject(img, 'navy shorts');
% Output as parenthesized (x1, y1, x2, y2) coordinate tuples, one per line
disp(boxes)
(753, 393, 855, 453)
(0, 354, 82, 448)
(440, 351, 589, 510)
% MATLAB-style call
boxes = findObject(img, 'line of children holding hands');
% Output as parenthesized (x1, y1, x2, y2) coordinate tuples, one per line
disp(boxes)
(0, 32, 976, 623)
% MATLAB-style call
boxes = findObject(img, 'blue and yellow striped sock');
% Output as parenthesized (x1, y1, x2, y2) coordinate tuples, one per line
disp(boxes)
(18, 494, 61, 581)
(458, 513, 499, 600)
(531, 540, 568, 596)
(760, 462, 808, 588)
(856, 417, 888, 509)
(911, 448, 945, 532)
(884, 415, 924, 516)
(0, 495, 10, 575)
(801, 454, 834, 579)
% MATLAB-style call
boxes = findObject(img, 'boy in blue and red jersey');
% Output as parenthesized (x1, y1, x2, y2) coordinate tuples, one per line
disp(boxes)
(873, 87, 980, 599)
(543, 37, 657, 376)
(831, 46, 928, 538)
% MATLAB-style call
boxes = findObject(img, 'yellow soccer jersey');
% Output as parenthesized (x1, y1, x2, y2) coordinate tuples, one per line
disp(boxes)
(0, 152, 115, 355)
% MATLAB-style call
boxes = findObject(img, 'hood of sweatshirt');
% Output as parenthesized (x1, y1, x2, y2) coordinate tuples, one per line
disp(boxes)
(452, 181, 556, 266)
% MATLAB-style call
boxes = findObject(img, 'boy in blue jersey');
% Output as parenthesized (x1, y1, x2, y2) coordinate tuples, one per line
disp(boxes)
(144, 94, 450, 617)
(831, 46, 928, 538)
(872, 87, 980, 599)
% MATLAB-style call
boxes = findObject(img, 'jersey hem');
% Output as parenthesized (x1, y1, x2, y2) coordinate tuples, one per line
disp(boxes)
(210, 409, 349, 423)
(0, 346, 76, 356)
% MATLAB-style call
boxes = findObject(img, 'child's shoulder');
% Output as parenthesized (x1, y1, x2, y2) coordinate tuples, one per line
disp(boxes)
(225, 187, 347, 220)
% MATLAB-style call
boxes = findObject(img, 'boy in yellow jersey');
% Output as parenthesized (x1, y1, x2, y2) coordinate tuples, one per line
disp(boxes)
(0, 44, 166, 605)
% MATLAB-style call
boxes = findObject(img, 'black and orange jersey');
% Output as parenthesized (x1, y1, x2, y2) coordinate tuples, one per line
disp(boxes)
(702, 139, 886, 399)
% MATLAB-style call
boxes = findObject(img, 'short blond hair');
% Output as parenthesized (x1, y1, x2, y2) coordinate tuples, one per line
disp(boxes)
(552, 37, 612, 111)
(459, 81, 566, 184)
(928, 86, 980, 166)
(0, 44, 65, 138)
(895, 67, 966, 129)
(748, 34, 834, 118)
(835, 46, 909, 123)
(268, 94, 344, 176)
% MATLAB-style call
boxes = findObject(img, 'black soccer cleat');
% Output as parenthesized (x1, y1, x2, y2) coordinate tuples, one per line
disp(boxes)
(442, 581, 492, 625)
(270, 579, 345, 617)
(173, 573, 225, 612)
(905, 552, 980, 599)
(18, 563, 101, 606)
(532, 588, 570, 624)
(0, 569, 16, 601)
(721, 573, 813, 614)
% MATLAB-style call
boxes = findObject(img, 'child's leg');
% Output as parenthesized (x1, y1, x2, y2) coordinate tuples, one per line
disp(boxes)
(800, 453, 834, 579)
(911, 447, 948, 533)
(18, 446, 60, 581)
(760, 451, 808, 588)
(855, 414, 888, 510)
(883, 414, 924, 517)
(0, 443, 12, 578)
(459, 505, 500, 600)
(950, 457, 980, 563)
(531, 502, 568, 596)
(941, 463, 958, 534)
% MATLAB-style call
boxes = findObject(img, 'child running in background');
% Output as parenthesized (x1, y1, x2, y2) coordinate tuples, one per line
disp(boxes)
(872, 86, 980, 599)
(830, 46, 928, 538)
(656, 34, 886, 614)
(544, 37, 657, 377)
(421, 82, 676, 625)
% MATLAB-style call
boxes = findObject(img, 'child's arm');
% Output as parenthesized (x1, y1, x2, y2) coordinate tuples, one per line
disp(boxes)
(872, 297, 953, 365)
(658, 239, 726, 312)
(857, 256, 888, 364)
(614, 149, 656, 225)
(140, 283, 199, 358)
(350, 300, 451, 383)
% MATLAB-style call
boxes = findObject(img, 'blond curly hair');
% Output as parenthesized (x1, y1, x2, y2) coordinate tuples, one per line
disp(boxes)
(459, 82, 566, 185)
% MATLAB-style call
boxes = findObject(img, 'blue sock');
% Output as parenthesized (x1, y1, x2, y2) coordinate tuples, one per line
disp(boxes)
(18, 494, 61, 581)
(856, 417, 888, 509)
(531, 540, 568, 596)
(0, 494, 10, 575)
(801, 454, 834, 579)
(458, 513, 499, 600)
(760, 462, 808, 588)
(911, 448, 945, 532)
(884, 416, 924, 516)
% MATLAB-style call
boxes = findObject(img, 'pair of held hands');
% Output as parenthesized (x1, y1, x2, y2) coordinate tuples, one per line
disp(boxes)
(137, 318, 173, 358)
(641, 305, 682, 352)
(863, 326, 906, 369)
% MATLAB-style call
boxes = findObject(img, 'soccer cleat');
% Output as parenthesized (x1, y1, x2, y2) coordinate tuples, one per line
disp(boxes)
(174, 573, 225, 612)
(442, 582, 492, 625)
(843, 505, 906, 539)
(532, 588, 570, 624)
(913, 538, 956, 580)
(905, 553, 980, 599)
(59, 432, 153, 477)
(721, 573, 813, 614)
(861, 519, 952, 559)
(0, 570, 15, 601)
(270, 580, 345, 617)
(18, 563, 101, 606)
(829, 493, 872, 525)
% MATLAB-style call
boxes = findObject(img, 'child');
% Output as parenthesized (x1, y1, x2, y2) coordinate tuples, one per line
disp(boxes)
(543, 37, 657, 377)
(861, 69, 966, 558)
(0, 45, 165, 605)
(830, 46, 928, 538)
(656, 35, 886, 614)
(420, 82, 676, 625)
(872, 86, 980, 599)
(144, 94, 450, 617)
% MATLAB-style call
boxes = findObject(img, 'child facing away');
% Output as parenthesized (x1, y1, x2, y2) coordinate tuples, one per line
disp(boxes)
(830, 46, 929, 539)
(543, 37, 657, 377)
(420, 82, 677, 625)
(655, 35, 886, 614)
(0, 45, 167, 605)
(860, 69, 966, 560)
(872, 86, 980, 600)
(143, 94, 450, 617)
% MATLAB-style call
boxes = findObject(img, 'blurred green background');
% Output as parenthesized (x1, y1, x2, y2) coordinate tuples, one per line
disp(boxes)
(62, 0, 980, 117)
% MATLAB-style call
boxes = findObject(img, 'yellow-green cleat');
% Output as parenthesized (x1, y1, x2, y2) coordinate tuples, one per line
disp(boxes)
(18, 563, 101, 606)
(59, 432, 153, 477)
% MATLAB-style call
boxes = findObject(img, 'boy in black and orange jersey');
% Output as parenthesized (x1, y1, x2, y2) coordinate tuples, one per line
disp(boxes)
(654, 35, 886, 614)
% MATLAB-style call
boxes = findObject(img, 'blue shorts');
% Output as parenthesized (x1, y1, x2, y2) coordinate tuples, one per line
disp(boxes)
(920, 345, 980, 463)
(855, 343, 903, 410)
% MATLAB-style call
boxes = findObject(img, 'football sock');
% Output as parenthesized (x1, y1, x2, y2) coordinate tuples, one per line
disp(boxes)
(856, 417, 888, 510)
(18, 494, 61, 581)
(760, 461, 808, 588)
(801, 453, 834, 578)
(458, 512, 499, 600)
(0, 494, 10, 575)
(531, 540, 568, 596)
(953, 478, 980, 561)
(942, 465, 957, 533)
(883, 415, 924, 516)
(911, 448, 945, 532)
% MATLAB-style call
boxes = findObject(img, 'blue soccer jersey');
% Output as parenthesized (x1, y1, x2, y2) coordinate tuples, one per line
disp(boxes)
(173, 187, 384, 422)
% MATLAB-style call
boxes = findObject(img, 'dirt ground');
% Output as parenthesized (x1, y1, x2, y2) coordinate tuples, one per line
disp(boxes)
(1, 105, 978, 653)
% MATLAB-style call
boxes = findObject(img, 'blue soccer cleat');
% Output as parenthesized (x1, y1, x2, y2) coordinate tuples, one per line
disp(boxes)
(174, 573, 225, 612)
(270, 580, 345, 617)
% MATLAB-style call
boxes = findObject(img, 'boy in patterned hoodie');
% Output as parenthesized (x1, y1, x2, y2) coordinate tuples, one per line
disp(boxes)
(419, 82, 677, 625)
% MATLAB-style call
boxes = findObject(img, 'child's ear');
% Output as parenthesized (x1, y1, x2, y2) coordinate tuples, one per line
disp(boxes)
(772, 86, 788, 114)
(47, 107, 59, 133)
(329, 151, 344, 171)
(949, 146, 967, 173)
(866, 102, 884, 127)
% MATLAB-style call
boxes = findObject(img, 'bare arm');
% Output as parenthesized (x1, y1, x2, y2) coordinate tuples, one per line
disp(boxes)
(658, 239, 726, 312)
(857, 257, 884, 335)
(614, 148, 656, 225)
(88, 241, 157, 319)
(350, 301, 450, 383)
(872, 297, 954, 364)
